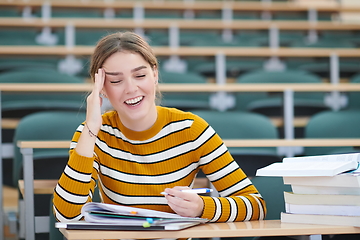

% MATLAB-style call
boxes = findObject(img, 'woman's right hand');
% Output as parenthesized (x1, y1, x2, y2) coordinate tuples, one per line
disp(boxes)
(75, 68, 105, 157)
(85, 68, 105, 134)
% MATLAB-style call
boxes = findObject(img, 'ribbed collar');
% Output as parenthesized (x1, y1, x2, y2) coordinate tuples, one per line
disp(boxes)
(115, 106, 166, 141)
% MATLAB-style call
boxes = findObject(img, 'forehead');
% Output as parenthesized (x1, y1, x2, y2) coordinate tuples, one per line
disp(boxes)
(102, 51, 149, 71)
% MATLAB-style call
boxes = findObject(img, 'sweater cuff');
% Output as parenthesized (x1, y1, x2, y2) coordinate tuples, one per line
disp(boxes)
(68, 149, 96, 174)
(199, 196, 216, 221)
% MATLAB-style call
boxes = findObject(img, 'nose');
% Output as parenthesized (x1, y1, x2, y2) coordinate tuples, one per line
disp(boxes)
(125, 78, 138, 93)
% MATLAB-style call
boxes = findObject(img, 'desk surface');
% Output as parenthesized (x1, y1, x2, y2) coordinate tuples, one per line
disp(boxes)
(2, 46, 360, 57)
(1, 83, 360, 92)
(2, 17, 360, 30)
(17, 139, 360, 149)
(59, 220, 360, 240)
(1, 0, 360, 12)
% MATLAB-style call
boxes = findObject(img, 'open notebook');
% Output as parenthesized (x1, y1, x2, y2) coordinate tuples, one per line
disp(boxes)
(56, 202, 208, 231)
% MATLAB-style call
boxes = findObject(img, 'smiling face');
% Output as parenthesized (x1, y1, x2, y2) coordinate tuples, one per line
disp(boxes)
(102, 51, 158, 131)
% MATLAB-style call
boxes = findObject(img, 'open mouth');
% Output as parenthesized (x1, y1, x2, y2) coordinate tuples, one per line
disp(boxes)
(125, 96, 144, 106)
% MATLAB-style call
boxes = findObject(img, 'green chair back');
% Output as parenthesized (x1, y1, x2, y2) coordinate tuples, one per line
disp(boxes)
(347, 73, 360, 109)
(191, 110, 280, 176)
(251, 176, 291, 220)
(235, 69, 329, 116)
(0, 29, 38, 45)
(159, 71, 211, 110)
(51, 8, 102, 18)
(13, 111, 85, 240)
(297, 61, 360, 79)
(304, 110, 360, 156)
(193, 58, 263, 78)
(13, 111, 86, 187)
(0, 69, 86, 117)
(291, 38, 356, 48)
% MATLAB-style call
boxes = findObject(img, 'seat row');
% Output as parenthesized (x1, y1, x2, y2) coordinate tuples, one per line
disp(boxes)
(13, 107, 360, 240)
(1, 66, 359, 116)
(3, 68, 360, 240)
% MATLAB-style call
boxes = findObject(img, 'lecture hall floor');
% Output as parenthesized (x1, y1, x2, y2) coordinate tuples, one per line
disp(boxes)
(4, 185, 18, 240)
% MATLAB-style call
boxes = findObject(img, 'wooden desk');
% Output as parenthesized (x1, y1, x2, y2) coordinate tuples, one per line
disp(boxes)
(1, 0, 360, 12)
(2, 46, 360, 57)
(0, 82, 360, 92)
(17, 138, 360, 240)
(17, 139, 360, 149)
(58, 220, 360, 240)
(2, 17, 360, 31)
(18, 179, 57, 197)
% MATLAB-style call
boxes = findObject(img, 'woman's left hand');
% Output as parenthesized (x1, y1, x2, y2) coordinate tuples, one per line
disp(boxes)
(163, 186, 204, 218)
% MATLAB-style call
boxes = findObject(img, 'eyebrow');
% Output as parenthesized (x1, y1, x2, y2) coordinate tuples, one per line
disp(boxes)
(104, 65, 148, 76)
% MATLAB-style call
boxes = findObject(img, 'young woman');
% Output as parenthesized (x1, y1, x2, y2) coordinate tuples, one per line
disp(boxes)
(52, 31, 266, 223)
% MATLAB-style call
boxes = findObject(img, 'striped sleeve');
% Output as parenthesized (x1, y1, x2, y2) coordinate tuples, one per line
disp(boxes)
(191, 116, 266, 222)
(52, 124, 98, 222)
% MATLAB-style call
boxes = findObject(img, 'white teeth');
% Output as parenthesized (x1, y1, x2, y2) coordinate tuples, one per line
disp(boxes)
(125, 96, 143, 105)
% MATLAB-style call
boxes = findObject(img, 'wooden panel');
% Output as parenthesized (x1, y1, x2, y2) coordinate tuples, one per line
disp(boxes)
(18, 179, 58, 197)
(2, 46, 360, 57)
(1, 18, 360, 30)
(59, 220, 360, 240)
(17, 139, 360, 149)
(1, 0, 360, 12)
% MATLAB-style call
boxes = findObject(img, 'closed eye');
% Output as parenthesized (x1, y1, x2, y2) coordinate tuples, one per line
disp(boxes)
(110, 80, 122, 84)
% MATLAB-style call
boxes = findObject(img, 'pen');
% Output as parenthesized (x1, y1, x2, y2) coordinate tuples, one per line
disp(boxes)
(160, 188, 213, 195)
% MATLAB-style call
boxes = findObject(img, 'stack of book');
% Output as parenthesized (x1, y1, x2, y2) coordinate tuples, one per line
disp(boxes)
(256, 152, 360, 227)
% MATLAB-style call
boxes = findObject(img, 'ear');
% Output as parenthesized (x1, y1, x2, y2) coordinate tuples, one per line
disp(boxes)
(100, 90, 107, 98)
(153, 65, 159, 84)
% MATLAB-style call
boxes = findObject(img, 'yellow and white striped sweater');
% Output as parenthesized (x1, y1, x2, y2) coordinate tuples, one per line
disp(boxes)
(53, 106, 266, 222)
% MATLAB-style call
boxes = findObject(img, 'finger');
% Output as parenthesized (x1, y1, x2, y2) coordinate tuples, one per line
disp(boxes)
(166, 195, 189, 212)
(163, 186, 190, 195)
(172, 186, 190, 191)
(166, 187, 194, 201)
(93, 68, 105, 94)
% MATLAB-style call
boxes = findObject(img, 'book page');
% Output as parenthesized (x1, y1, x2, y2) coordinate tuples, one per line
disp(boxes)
(81, 202, 208, 225)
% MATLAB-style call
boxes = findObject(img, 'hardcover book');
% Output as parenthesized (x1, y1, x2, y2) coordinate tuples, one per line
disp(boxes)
(283, 191, 360, 206)
(290, 185, 360, 195)
(281, 212, 360, 227)
(283, 173, 360, 188)
(285, 203, 360, 216)
(256, 153, 360, 177)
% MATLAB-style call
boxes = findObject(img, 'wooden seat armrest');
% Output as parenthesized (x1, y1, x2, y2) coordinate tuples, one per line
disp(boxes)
(18, 179, 58, 197)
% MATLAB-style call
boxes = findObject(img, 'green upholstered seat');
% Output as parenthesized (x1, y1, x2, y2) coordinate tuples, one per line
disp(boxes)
(160, 70, 211, 111)
(13, 111, 86, 240)
(304, 110, 360, 156)
(0, 69, 86, 118)
(346, 73, 360, 110)
(235, 69, 329, 116)
(190, 110, 280, 176)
